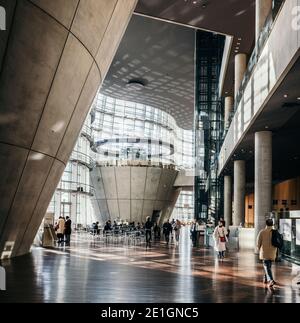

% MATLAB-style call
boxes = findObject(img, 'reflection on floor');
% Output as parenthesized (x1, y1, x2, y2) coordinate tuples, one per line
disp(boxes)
(0, 227, 299, 303)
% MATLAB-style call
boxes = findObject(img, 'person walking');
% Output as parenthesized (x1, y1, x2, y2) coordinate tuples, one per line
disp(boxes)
(163, 219, 172, 245)
(171, 219, 176, 241)
(64, 216, 72, 246)
(257, 219, 278, 288)
(103, 220, 112, 235)
(190, 219, 198, 247)
(153, 222, 161, 240)
(213, 220, 228, 260)
(174, 219, 182, 245)
(144, 216, 153, 248)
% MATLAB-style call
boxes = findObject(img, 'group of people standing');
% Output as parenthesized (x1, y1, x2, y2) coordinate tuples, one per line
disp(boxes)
(55, 216, 72, 246)
(139, 217, 183, 248)
(87, 217, 183, 248)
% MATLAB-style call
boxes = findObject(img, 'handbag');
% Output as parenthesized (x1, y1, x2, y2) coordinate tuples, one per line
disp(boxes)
(219, 228, 226, 242)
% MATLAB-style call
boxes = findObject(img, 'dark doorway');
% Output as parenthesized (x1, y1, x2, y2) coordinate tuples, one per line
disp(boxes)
(152, 210, 161, 223)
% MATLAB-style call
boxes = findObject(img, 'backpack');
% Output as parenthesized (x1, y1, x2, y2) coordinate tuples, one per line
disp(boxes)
(271, 229, 283, 249)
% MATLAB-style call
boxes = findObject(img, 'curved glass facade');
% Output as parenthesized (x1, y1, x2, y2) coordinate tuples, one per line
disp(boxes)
(171, 191, 194, 223)
(47, 92, 194, 226)
(47, 117, 95, 228)
(91, 93, 194, 223)
(92, 94, 194, 170)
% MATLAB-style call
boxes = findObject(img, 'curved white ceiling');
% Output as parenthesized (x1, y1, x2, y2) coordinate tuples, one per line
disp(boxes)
(100, 15, 195, 130)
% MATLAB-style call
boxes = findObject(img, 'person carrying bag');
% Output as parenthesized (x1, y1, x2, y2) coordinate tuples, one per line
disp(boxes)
(213, 220, 228, 260)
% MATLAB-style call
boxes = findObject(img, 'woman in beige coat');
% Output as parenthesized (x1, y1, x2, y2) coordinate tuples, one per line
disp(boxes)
(56, 216, 65, 244)
(256, 219, 277, 288)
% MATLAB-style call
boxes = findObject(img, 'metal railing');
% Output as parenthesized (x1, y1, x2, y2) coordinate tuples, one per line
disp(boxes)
(70, 150, 94, 169)
(226, 0, 285, 133)
(81, 123, 93, 142)
(57, 180, 95, 196)
(96, 159, 178, 170)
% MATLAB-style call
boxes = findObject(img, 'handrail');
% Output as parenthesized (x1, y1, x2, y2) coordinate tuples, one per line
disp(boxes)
(70, 150, 94, 169)
(94, 160, 194, 172)
(57, 180, 95, 196)
(81, 123, 93, 142)
(225, 0, 285, 134)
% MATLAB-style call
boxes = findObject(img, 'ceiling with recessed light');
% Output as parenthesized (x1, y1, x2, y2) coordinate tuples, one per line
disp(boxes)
(135, 0, 256, 96)
(100, 15, 195, 129)
(100, 0, 256, 129)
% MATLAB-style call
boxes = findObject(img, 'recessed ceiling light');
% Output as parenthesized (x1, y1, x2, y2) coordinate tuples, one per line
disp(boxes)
(238, 38, 242, 41)
(126, 79, 146, 91)
(265, 126, 269, 129)
(297, 97, 300, 100)
(235, 50, 239, 53)
(284, 94, 288, 98)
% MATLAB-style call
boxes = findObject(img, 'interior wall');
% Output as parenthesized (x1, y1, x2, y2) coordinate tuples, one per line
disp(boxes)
(245, 194, 254, 227)
(272, 177, 300, 211)
(244, 176, 300, 227)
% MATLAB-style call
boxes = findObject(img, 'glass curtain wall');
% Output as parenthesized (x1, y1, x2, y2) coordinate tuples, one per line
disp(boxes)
(171, 191, 194, 223)
(194, 31, 225, 222)
(92, 94, 194, 170)
(92, 93, 194, 221)
(47, 116, 95, 229)
(47, 91, 195, 227)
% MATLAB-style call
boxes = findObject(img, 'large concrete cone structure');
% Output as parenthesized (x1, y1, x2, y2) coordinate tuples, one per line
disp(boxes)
(0, 0, 137, 259)
(90, 164, 180, 225)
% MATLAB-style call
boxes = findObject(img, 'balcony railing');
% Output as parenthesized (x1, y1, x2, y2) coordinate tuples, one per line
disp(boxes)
(81, 123, 93, 142)
(57, 180, 95, 196)
(95, 159, 195, 172)
(96, 159, 177, 170)
(218, 0, 297, 175)
(226, 0, 285, 132)
(70, 150, 95, 169)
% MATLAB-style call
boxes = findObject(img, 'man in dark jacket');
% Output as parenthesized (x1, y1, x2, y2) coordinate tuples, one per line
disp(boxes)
(190, 220, 198, 247)
(163, 220, 172, 245)
(144, 216, 153, 248)
(64, 216, 72, 246)
(153, 223, 161, 240)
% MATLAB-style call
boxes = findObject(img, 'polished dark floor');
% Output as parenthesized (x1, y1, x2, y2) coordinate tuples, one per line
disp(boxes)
(0, 228, 300, 303)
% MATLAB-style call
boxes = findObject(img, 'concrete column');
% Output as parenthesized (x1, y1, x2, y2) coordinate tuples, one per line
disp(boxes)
(54, 192, 60, 217)
(234, 53, 247, 97)
(233, 160, 246, 226)
(224, 176, 232, 228)
(70, 193, 77, 225)
(224, 96, 234, 130)
(254, 131, 272, 241)
(0, 0, 137, 259)
(256, 0, 273, 42)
